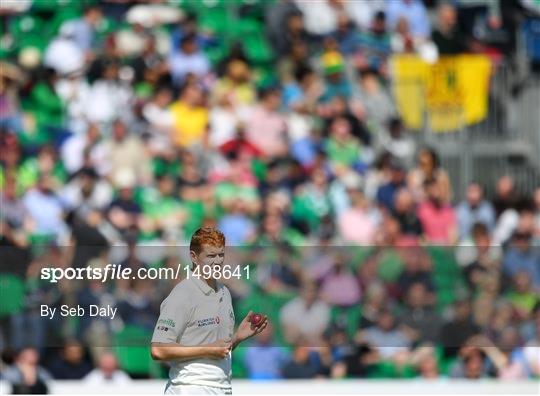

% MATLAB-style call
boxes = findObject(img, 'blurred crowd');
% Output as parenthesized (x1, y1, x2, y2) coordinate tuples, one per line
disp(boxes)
(0, 0, 539, 392)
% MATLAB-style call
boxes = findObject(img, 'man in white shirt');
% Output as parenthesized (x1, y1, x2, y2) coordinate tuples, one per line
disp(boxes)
(84, 352, 131, 385)
(151, 228, 267, 394)
(279, 281, 330, 344)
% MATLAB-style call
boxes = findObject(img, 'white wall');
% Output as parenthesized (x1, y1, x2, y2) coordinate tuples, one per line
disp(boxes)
(1, 379, 539, 395)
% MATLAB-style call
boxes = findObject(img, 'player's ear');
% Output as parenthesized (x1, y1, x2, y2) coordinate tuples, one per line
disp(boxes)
(190, 250, 198, 266)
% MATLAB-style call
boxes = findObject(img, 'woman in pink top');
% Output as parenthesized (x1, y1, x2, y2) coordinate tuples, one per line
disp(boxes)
(417, 179, 457, 244)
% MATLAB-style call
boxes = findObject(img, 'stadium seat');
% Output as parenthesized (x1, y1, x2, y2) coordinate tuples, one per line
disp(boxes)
(0, 274, 25, 317)
(243, 34, 274, 64)
(113, 325, 161, 378)
(231, 346, 248, 378)
(330, 305, 362, 339)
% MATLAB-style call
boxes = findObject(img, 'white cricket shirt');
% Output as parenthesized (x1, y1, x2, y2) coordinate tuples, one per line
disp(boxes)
(151, 272, 235, 389)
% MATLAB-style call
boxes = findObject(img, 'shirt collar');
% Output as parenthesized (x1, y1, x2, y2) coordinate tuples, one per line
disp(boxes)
(189, 269, 220, 296)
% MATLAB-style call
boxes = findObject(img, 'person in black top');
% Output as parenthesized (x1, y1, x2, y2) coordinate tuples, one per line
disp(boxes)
(440, 297, 481, 358)
(432, 3, 468, 55)
(46, 339, 93, 380)
(393, 188, 423, 237)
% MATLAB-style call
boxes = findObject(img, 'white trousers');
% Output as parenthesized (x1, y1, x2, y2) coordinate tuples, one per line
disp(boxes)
(164, 382, 232, 395)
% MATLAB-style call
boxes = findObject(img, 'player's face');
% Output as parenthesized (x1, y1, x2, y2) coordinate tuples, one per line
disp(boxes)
(192, 244, 225, 279)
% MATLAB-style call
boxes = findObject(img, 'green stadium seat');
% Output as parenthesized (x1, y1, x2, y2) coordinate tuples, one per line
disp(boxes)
(113, 325, 161, 378)
(231, 345, 248, 378)
(366, 361, 399, 378)
(9, 15, 44, 39)
(330, 305, 362, 339)
(199, 9, 229, 34)
(0, 273, 25, 317)
(49, 8, 83, 36)
(229, 18, 262, 40)
(243, 34, 273, 64)
(204, 45, 229, 66)
(182, 200, 206, 238)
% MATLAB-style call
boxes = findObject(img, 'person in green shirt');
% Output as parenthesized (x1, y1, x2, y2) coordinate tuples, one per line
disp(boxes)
(22, 68, 68, 147)
(324, 116, 366, 173)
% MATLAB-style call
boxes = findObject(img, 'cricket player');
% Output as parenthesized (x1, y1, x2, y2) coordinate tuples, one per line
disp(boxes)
(151, 227, 268, 394)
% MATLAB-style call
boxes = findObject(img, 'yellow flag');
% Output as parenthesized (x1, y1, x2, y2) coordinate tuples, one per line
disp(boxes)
(390, 54, 492, 132)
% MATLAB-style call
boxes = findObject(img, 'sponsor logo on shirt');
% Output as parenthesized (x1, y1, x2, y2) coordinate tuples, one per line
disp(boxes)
(197, 316, 220, 327)
(157, 318, 176, 328)
(157, 325, 169, 332)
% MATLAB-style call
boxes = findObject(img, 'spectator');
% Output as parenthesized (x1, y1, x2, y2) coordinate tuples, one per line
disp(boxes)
(386, 0, 431, 39)
(84, 59, 133, 127)
(96, 119, 151, 184)
(27, 68, 66, 145)
(60, 123, 102, 174)
(449, 346, 491, 378)
(141, 87, 175, 154)
(358, 282, 388, 329)
(44, 25, 86, 76)
(320, 42, 352, 101)
(2, 347, 51, 394)
(131, 35, 168, 86)
(353, 69, 396, 135)
(47, 339, 93, 380)
(324, 117, 366, 174)
(432, 3, 468, 55)
(294, 0, 340, 36)
(0, 61, 25, 134)
(440, 298, 480, 358)
(417, 178, 457, 244)
(398, 282, 440, 343)
(61, 167, 113, 217)
(170, 82, 209, 148)
(502, 229, 540, 290)
(84, 352, 131, 384)
(358, 309, 412, 360)
(218, 199, 256, 246)
(505, 271, 539, 319)
(280, 281, 331, 344)
(457, 223, 502, 290)
(168, 33, 210, 86)
(410, 346, 441, 379)
(271, 10, 314, 56)
(378, 118, 416, 168)
(22, 173, 69, 242)
(396, 245, 434, 297)
(338, 187, 380, 244)
(456, 182, 496, 240)
(455, 0, 502, 38)
(376, 158, 407, 212)
(332, 14, 362, 56)
(60, 5, 103, 53)
(393, 188, 423, 237)
(243, 321, 289, 379)
(281, 343, 320, 379)
(492, 175, 519, 218)
(331, 343, 379, 378)
(212, 60, 255, 108)
(318, 253, 361, 308)
(408, 147, 452, 204)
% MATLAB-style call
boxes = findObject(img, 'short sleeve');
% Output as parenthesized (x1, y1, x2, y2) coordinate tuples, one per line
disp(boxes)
(151, 283, 191, 344)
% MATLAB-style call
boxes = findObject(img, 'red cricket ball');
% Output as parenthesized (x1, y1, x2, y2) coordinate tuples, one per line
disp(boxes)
(249, 313, 263, 326)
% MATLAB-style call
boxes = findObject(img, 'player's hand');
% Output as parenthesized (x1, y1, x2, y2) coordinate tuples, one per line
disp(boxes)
(206, 339, 232, 359)
(235, 311, 268, 343)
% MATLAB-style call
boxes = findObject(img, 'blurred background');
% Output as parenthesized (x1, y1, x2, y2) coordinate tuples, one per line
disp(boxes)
(0, 0, 539, 394)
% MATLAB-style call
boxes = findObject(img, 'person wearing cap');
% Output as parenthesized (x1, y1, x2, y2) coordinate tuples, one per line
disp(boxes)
(151, 228, 268, 394)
